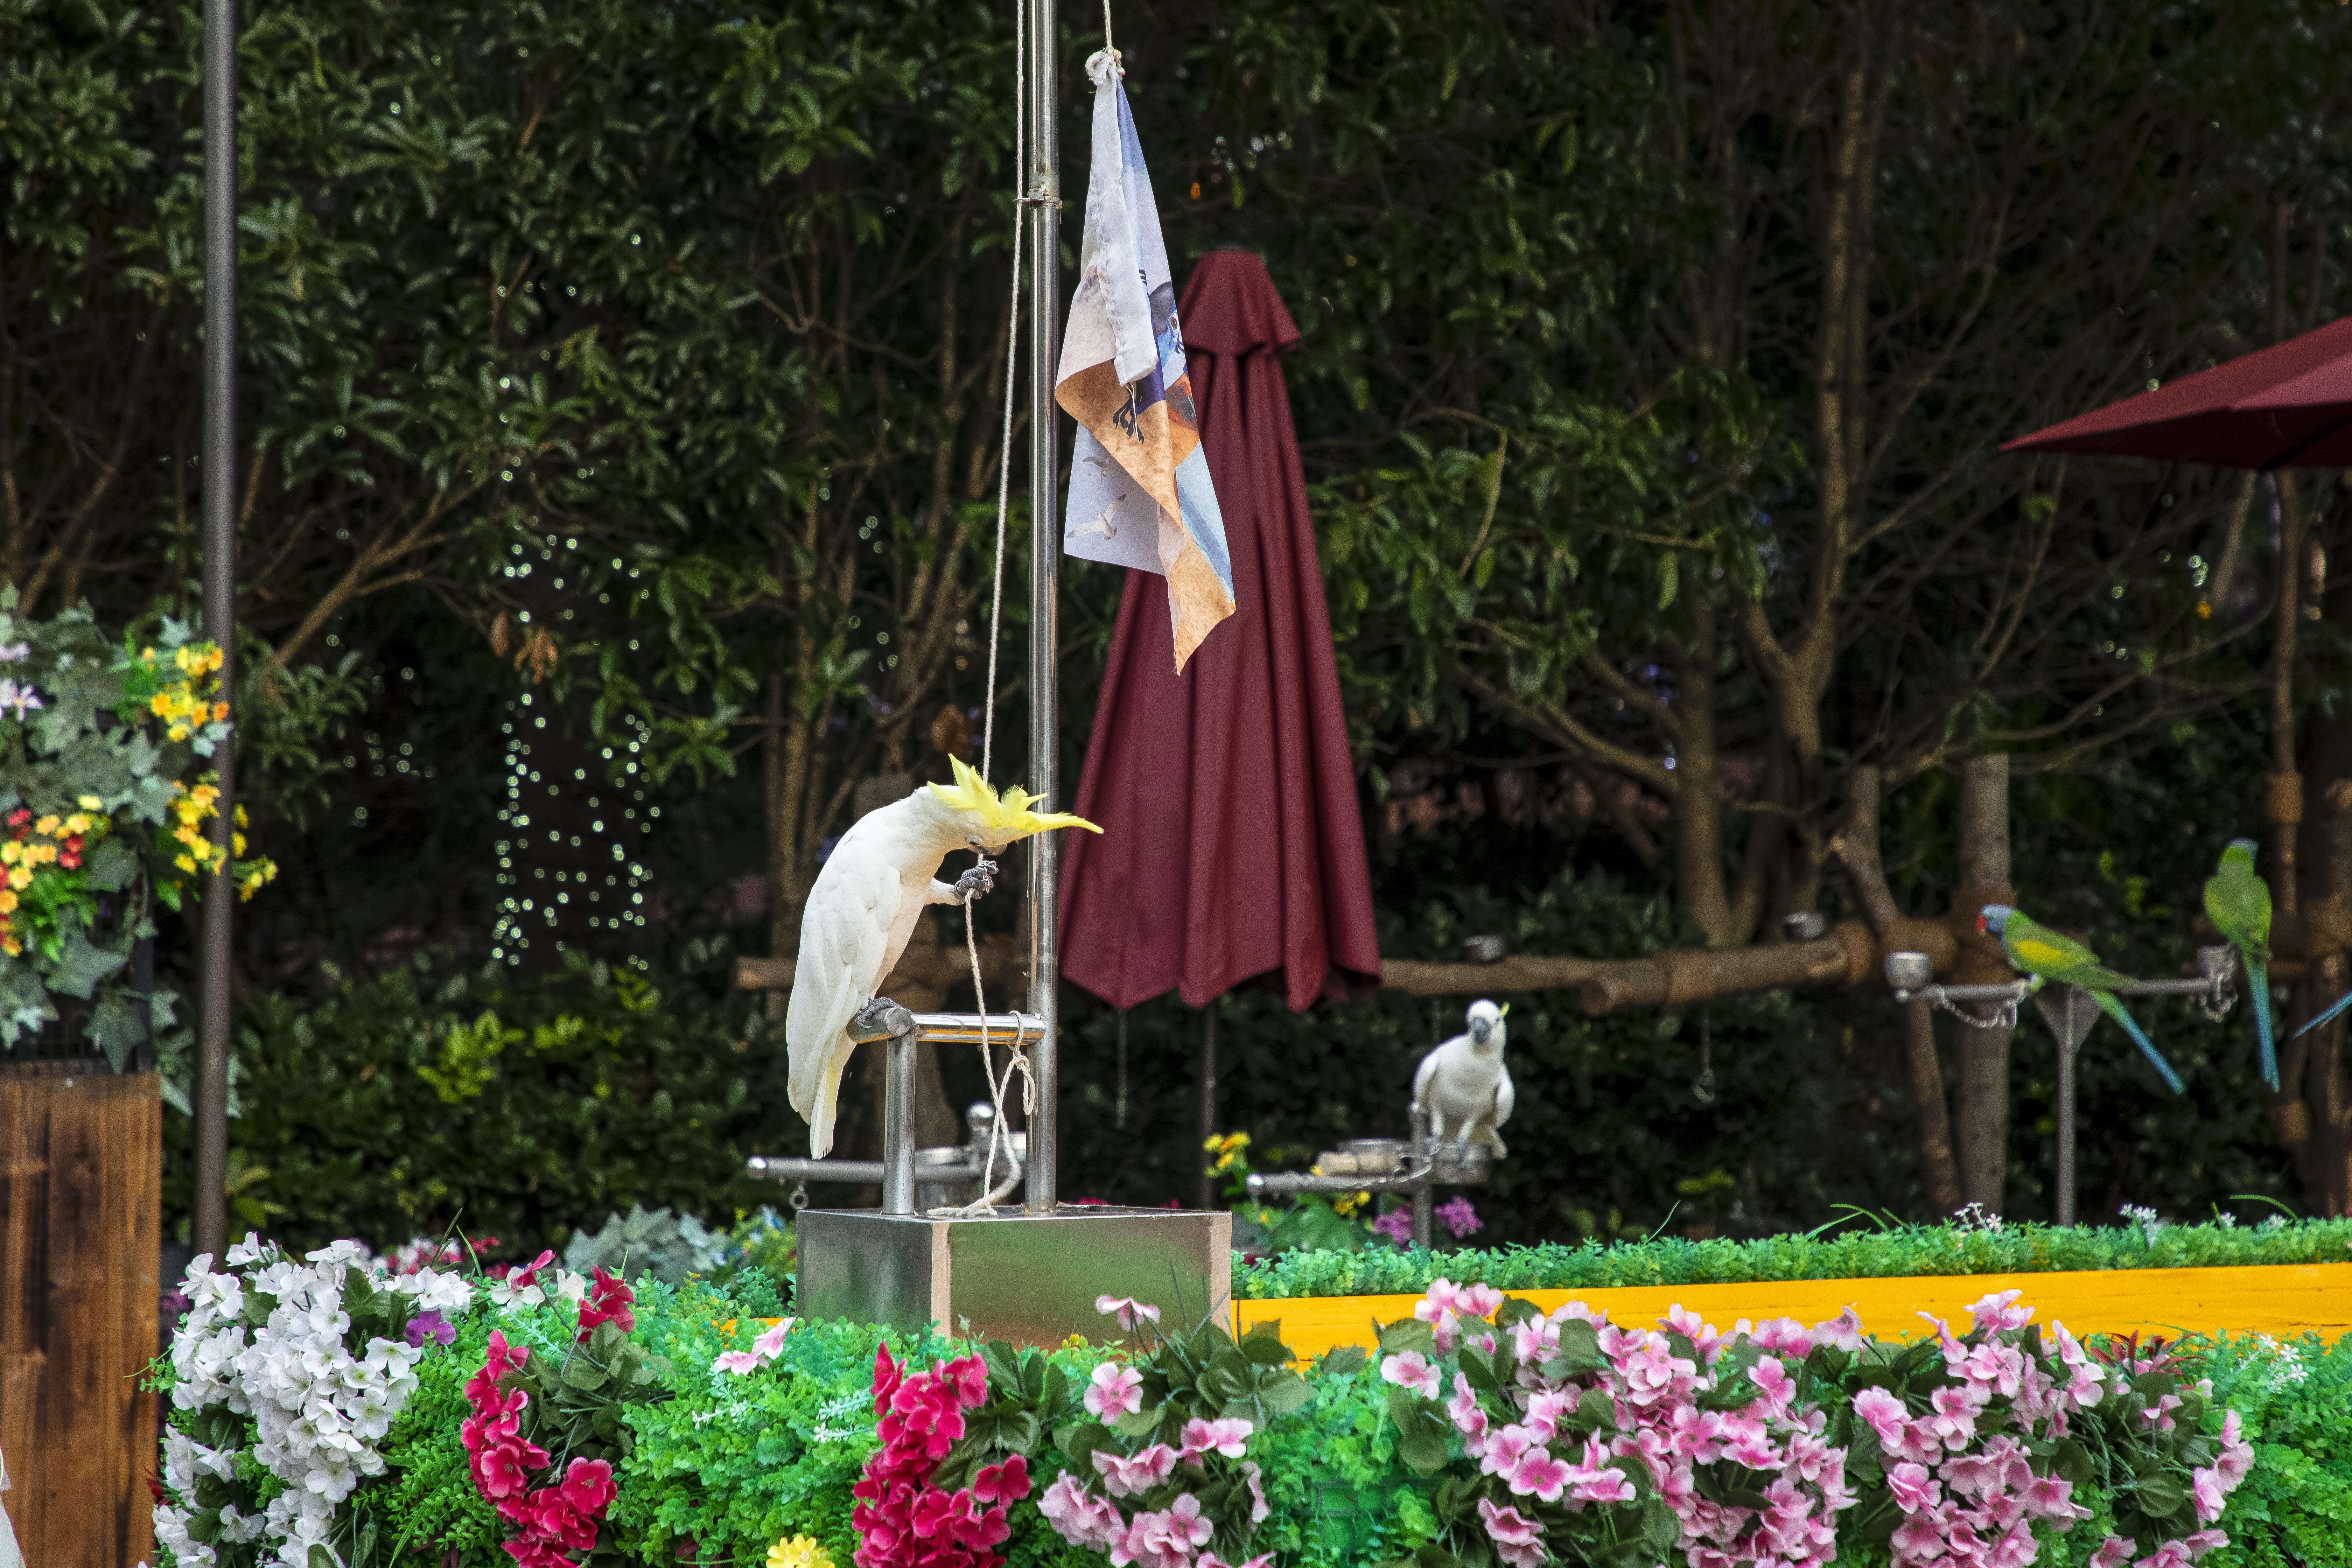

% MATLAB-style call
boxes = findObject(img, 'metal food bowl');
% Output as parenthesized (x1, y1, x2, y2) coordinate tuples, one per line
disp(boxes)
(1429, 1140, 1494, 1185)
(1884, 951, 1933, 992)
(1340, 1138, 1405, 1175)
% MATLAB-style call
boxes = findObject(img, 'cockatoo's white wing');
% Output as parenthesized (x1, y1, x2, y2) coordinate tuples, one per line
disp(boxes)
(787, 839, 907, 1157)
(1491, 1065, 1515, 1129)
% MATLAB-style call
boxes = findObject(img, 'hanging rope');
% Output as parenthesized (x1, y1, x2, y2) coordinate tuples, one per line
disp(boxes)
(946, 0, 1035, 1214)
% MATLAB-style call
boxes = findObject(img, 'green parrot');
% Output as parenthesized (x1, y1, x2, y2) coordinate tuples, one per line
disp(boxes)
(1977, 904, 2185, 1094)
(2203, 838, 2277, 1091)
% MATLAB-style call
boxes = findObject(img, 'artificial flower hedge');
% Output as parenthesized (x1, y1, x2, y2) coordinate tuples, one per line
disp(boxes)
(152, 1237, 2352, 1568)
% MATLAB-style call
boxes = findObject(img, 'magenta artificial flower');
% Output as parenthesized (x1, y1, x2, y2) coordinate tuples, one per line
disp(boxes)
(1435, 1195, 1483, 1238)
(973, 1454, 1031, 1505)
(560, 1457, 617, 1516)
(575, 1265, 636, 1339)
(1371, 1209, 1415, 1244)
(406, 1308, 456, 1349)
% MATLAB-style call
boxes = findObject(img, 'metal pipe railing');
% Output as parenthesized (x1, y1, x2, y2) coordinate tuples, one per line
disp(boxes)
(758, 1012, 1044, 1214)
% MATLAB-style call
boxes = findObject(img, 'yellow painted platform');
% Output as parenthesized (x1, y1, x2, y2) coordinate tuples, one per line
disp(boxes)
(1231, 1262, 2352, 1361)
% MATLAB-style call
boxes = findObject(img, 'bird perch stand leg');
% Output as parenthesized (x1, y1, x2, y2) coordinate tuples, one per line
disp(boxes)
(884, 1030, 918, 1214)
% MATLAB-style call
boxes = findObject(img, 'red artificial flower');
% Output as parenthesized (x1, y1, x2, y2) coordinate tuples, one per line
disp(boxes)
(559, 1457, 618, 1518)
(475, 1437, 548, 1499)
(466, 1331, 532, 1407)
(973, 1456, 1030, 1505)
(501, 1537, 574, 1568)
(575, 1267, 635, 1340)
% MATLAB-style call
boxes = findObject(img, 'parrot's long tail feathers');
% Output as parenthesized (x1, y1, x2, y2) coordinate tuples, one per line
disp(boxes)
(807, 1041, 854, 1158)
(2251, 958, 2278, 1092)
(2094, 989, 2184, 1095)
(2292, 982, 2352, 1042)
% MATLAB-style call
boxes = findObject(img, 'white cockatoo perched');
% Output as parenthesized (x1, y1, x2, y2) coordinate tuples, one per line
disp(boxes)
(1412, 999, 1515, 1154)
(786, 756, 1101, 1156)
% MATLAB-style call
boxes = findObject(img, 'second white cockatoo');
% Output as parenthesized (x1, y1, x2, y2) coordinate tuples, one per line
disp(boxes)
(1411, 999, 1515, 1154)
(786, 756, 1101, 1157)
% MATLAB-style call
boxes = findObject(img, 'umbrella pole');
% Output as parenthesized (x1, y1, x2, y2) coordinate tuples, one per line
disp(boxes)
(1196, 1003, 1218, 1210)
(1023, 0, 1060, 1215)
(192, 0, 238, 1262)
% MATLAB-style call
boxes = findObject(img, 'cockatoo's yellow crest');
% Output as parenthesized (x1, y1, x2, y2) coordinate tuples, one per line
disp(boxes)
(925, 755, 1104, 838)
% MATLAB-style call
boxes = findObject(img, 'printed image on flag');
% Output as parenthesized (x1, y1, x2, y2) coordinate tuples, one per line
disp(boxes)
(1056, 50, 1236, 673)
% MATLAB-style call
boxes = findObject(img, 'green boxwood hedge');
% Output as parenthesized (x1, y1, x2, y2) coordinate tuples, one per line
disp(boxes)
(1232, 1216, 2352, 1298)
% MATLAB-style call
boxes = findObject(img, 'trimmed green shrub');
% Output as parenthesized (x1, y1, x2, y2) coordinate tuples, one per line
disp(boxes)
(1233, 1216, 2352, 1298)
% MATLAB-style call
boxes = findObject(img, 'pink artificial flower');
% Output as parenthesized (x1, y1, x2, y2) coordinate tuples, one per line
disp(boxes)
(1381, 1351, 1441, 1400)
(1926, 1384, 1981, 1448)
(1086, 1362, 1144, 1419)
(1370, 1209, 1416, 1245)
(1478, 1497, 1546, 1563)
(1886, 1462, 1940, 1512)
(2182, 1530, 2230, 1560)
(1241, 1459, 1271, 1525)
(1093, 1442, 1180, 1498)
(1749, 1317, 1818, 1359)
(1448, 1372, 1491, 1454)
(1461, 1282, 1506, 1319)
(714, 1350, 765, 1374)
(1180, 1416, 1253, 1460)
(751, 1317, 796, 1358)
(1039, 1472, 1123, 1549)
(1096, 1294, 1163, 1331)
(1664, 1304, 1722, 1358)
(1812, 1306, 1867, 1351)
(2135, 1542, 2193, 1568)
(1506, 1450, 1573, 1502)
(1519, 1389, 1575, 1445)
(1196, 1556, 1276, 1568)
(2022, 1474, 2091, 1523)
(1748, 1355, 1796, 1411)
(1419, 1279, 1470, 1320)
(2089, 1536, 2136, 1568)
(2190, 1467, 2228, 1525)
(1966, 1288, 2033, 1333)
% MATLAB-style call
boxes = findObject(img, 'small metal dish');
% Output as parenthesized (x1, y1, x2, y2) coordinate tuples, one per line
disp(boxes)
(1340, 1138, 1405, 1175)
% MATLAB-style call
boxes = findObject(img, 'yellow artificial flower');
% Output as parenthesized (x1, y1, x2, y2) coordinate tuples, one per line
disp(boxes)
(211, 702, 229, 723)
(77, 794, 102, 810)
(232, 832, 246, 855)
(62, 814, 87, 835)
(0, 844, 18, 867)
(1332, 1191, 1370, 1218)
(767, 1537, 834, 1568)
(190, 784, 219, 808)
(149, 693, 174, 718)
(33, 844, 56, 864)
(174, 823, 202, 847)
(0, 889, 18, 913)
(2, 937, 19, 957)
(174, 854, 196, 873)
(6, 866, 30, 890)
(234, 804, 247, 828)
(33, 815, 57, 836)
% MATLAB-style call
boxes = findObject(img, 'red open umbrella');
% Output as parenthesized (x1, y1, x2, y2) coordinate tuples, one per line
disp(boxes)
(1059, 252, 1381, 1196)
(2004, 315, 2352, 467)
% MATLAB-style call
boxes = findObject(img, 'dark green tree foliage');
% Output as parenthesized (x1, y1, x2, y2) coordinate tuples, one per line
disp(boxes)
(7, 0, 2350, 1236)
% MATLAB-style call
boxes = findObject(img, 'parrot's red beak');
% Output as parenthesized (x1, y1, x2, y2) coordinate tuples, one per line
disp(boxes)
(1975, 912, 1990, 935)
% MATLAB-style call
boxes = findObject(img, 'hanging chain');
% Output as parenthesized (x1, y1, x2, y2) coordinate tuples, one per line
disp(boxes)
(788, 1180, 810, 1214)
(1929, 992, 2022, 1030)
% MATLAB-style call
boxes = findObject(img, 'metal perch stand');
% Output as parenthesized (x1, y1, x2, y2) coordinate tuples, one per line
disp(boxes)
(1883, 946, 2238, 1225)
(1245, 1107, 1495, 1248)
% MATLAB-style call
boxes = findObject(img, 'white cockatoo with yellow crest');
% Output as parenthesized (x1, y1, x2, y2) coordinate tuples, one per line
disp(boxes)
(786, 757, 1102, 1156)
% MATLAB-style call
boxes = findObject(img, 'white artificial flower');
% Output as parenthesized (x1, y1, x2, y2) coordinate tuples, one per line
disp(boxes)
(488, 1276, 546, 1310)
(555, 1269, 590, 1304)
(306, 1239, 372, 1269)
(217, 1504, 267, 1544)
(225, 1231, 270, 1267)
(408, 1269, 472, 1315)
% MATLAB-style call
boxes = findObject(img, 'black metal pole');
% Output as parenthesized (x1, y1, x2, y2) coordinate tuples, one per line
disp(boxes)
(193, 0, 237, 1260)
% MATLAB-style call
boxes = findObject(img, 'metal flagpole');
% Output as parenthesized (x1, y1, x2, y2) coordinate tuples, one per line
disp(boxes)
(193, 0, 238, 1260)
(1023, 0, 1060, 1214)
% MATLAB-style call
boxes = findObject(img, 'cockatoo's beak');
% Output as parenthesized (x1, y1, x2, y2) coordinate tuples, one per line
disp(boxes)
(1471, 1018, 1491, 1044)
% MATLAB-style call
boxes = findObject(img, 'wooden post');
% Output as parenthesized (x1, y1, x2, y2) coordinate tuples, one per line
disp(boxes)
(0, 1065, 161, 1566)
(1954, 755, 2016, 1212)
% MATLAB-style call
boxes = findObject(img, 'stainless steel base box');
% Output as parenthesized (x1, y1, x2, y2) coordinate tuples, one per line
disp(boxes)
(795, 1206, 1233, 1343)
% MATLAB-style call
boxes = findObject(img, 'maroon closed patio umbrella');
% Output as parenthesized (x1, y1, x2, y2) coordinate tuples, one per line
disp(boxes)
(1059, 251, 1381, 1200)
